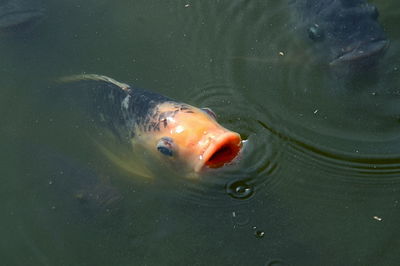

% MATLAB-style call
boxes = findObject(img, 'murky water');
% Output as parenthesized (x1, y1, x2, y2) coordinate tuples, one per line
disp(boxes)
(1, 0, 400, 265)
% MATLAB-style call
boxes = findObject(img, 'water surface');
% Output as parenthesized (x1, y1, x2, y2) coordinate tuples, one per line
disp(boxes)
(1, 0, 400, 265)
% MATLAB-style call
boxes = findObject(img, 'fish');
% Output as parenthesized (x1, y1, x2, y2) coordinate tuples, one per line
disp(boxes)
(0, 0, 45, 32)
(60, 74, 242, 174)
(290, 0, 389, 66)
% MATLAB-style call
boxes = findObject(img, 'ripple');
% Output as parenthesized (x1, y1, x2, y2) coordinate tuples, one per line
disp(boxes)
(211, 0, 400, 146)
(174, 0, 292, 86)
(226, 179, 254, 200)
(119, 1, 400, 206)
(185, 82, 240, 112)
(231, 209, 251, 227)
(288, 140, 400, 181)
(258, 119, 400, 182)
(159, 110, 283, 208)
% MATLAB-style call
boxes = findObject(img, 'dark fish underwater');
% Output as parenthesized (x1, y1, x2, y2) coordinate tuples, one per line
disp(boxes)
(290, 0, 389, 67)
(0, 0, 44, 32)
(61, 74, 242, 175)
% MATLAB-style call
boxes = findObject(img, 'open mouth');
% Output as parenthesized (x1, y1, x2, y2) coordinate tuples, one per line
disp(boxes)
(330, 39, 389, 66)
(195, 132, 242, 172)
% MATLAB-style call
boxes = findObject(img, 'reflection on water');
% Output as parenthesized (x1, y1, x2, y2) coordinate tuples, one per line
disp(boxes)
(1, 0, 400, 265)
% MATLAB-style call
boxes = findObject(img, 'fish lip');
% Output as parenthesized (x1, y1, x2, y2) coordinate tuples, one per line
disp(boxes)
(329, 39, 389, 66)
(194, 132, 242, 172)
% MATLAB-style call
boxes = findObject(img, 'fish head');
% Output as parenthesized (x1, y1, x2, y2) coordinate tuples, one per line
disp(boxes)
(306, 1, 388, 66)
(139, 102, 242, 173)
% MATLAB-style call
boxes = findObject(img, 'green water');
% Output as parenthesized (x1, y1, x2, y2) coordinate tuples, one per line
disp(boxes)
(1, 0, 400, 265)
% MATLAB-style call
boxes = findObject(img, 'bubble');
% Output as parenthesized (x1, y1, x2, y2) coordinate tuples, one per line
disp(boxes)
(226, 180, 254, 199)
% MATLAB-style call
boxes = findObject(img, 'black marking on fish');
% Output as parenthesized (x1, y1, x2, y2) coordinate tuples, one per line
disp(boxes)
(139, 103, 202, 133)
(61, 75, 207, 142)
(162, 118, 167, 128)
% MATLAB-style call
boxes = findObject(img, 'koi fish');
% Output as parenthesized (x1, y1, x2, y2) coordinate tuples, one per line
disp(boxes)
(61, 74, 242, 174)
(291, 0, 389, 66)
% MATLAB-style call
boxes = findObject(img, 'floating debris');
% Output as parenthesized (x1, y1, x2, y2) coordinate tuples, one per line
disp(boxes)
(252, 226, 265, 239)
(373, 216, 383, 221)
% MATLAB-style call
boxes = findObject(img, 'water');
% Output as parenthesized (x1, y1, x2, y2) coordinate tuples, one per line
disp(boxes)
(1, 0, 400, 265)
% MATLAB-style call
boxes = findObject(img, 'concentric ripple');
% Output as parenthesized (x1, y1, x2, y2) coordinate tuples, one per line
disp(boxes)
(158, 104, 284, 208)
(287, 137, 400, 181)
(187, 0, 400, 187)
(258, 118, 400, 182)
(158, 1, 299, 205)
(127, 1, 400, 206)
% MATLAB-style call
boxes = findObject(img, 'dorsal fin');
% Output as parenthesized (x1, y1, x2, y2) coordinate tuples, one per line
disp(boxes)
(58, 74, 135, 142)
(59, 74, 131, 92)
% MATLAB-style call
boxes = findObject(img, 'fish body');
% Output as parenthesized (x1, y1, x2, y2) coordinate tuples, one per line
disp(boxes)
(63, 74, 242, 174)
(290, 0, 388, 66)
(0, 0, 44, 31)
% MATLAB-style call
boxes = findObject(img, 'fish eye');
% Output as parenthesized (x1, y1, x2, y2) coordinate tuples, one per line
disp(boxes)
(308, 24, 324, 42)
(156, 137, 174, 156)
(201, 107, 217, 120)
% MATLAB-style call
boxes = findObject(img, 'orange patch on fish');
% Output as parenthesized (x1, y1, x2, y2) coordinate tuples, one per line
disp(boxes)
(137, 102, 242, 172)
